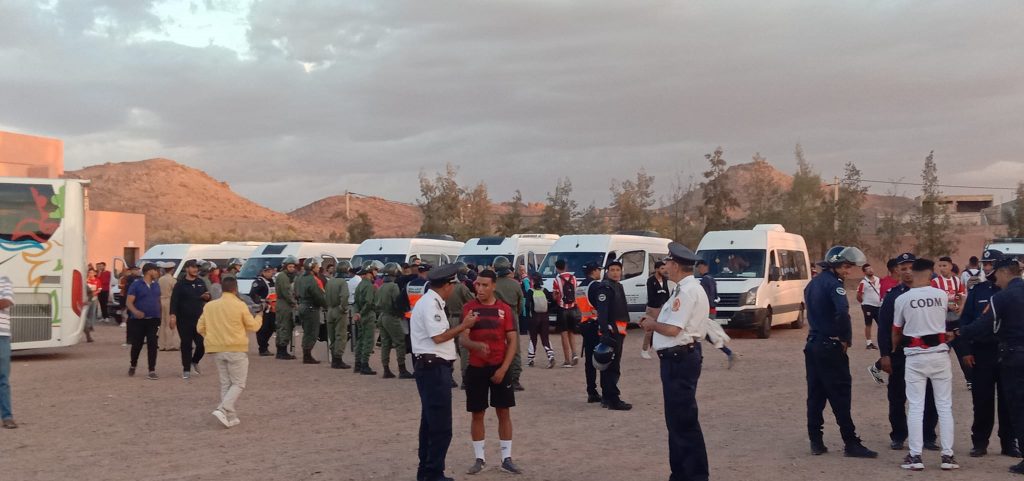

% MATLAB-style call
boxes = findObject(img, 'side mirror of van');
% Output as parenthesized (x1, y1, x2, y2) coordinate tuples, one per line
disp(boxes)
(769, 267, 781, 282)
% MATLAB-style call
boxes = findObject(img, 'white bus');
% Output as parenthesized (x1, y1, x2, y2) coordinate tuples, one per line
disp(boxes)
(236, 242, 359, 295)
(1, 178, 88, 350)
(457, 234, 560, 273)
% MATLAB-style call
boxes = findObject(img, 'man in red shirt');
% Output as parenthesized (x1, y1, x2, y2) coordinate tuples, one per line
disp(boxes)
(550, 259, 580, 368)
(96, 262, 112, 321)
(931, 256, 971, 387)
(461, 270, 522, 475)
(879, 258, 900, 299)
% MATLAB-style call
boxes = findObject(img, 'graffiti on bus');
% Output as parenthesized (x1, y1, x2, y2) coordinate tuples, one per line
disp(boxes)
(0, 184, 66, 324)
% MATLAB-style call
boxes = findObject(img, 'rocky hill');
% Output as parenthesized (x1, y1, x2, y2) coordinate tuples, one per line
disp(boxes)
(288, 194, 422, 238)
(66, 159, 323, 245)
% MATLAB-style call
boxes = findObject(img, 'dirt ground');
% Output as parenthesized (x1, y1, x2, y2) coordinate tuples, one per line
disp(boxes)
(3, 310, 1020, 481)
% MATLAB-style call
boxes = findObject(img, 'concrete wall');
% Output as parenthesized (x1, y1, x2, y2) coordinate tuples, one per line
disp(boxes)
(86, 211, 146, 267)
(0, 131, 63, 178)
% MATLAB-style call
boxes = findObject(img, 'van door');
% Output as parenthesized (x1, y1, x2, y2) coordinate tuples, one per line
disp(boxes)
(618, 250, 648, 322)
(776, 249, 807, 324)
(763, 250, 784, 326)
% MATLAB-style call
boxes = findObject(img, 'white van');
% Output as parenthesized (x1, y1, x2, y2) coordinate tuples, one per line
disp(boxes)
(457, 234, 560, 273)
(985, 237, 1024, 258)
(538, 234, 671, 322)
(696, 224, 811, 338)
(236, 242, 359, 295)
(134, 242, 262, 281)
(351, 235, 465, 268)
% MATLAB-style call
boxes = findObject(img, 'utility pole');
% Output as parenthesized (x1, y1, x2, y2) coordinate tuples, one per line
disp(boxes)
(345, 191, 351, 220)
(833, 176, 840, 233)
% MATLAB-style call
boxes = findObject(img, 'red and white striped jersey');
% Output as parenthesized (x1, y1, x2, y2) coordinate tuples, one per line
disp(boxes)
(930, 275, 964, 303)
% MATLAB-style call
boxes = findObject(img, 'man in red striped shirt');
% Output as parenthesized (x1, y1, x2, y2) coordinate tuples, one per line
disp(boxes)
(931, 256, 971, 388)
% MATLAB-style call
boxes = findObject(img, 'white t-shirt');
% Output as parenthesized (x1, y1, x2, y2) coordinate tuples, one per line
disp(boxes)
(652, 275, 710, 351)
(858, 276, 882, 307)
(409, 288, 458, 360)
(346, 276, 361, 305)
(893, 286, 950, 355)
(0, 276, 13, 337)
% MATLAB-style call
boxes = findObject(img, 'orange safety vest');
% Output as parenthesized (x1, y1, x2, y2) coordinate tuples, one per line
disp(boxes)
(266, 292, 278, 313)
(576, 283, 596, 323)
(404, 281, 427, 319)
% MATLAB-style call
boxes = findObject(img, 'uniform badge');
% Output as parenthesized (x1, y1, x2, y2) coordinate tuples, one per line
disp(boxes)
(671, 298, 681, 312)
(836, 287, 846, 296)
(598, 293, 607, 302)
(434, 314, 443, 323)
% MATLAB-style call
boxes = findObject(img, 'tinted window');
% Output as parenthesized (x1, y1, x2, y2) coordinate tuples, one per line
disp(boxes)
(417, 254, 442, 267)
(619, 250, 646, 280)
(261, 245, 287, 255)
(787, 250, 809, 280)
(697, 249, 767, 279)
(351, 254, 409, 266)
(539, 252, 605, 278)
(0, 183, 59, 243)
(239, 257, 284, 279)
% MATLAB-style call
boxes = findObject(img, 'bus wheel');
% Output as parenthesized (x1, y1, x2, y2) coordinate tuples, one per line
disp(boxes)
(790, 304, 805, 329)
(756, 308, 772, 339)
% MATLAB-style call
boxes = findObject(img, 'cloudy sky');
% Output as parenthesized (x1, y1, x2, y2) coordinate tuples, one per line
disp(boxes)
(1, 0, 1021, 211)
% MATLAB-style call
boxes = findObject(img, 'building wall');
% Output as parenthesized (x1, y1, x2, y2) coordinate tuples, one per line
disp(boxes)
(0, 131, 63, 178)
(87, 211, 146, 267)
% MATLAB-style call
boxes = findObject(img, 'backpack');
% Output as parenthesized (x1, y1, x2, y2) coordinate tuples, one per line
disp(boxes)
(559, 274, 576, 306)
(532, 289, 549, 314)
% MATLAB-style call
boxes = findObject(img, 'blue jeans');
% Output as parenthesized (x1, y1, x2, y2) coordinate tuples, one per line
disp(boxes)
(0, 336, 12, 420)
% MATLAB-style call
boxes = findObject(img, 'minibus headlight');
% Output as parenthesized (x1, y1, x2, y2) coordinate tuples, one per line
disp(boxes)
(744, 287, 758, 306)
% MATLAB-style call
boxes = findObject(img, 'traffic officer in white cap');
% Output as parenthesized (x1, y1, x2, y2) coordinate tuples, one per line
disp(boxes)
(638, 242, 710, 481)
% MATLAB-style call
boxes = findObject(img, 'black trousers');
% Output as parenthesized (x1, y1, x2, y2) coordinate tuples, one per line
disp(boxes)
(581, 322, 599, 397)
(971, 344, 1014, 449)
(804, 339, 858, 444)
(178, 318, 205, 372)
(98, 290, 110, 319)
(527, 311, 553, 359)
(128, 318, 159, 371)
(256, 311, 277, 352)
(999, 347, 1024, 453)
(661, 344, 709, 481)
(600, 331, 624, 403)
(415, 360, 454, 481)
(887, 351, 938, 443)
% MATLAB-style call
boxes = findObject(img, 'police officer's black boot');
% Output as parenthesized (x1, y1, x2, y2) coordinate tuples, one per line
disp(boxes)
(398, 364, 414, 379)
(1010, 460, 1024, 475)
(382, 365, 396, 379)
(353, 361, 361, 373)
(810, 438, 828, 455)
(276, 345, 295, 360)
(843, 439, 878, 458)
(359, 363, 377, 375)
(302, 348, 320, 364)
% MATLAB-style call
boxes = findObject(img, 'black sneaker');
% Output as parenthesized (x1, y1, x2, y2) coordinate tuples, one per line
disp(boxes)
(606, 400, 633, 411)
(810, 439, 828, 455)
(587, 393, 602, 403)
(466, 458, 486, 475)
(970, 446, 988, 457)
(901, 453, 924, 471)
(940, 455, 960, 470)
(844, 442, 878, 458)
(1003, 445, 1023, 458)
(1010, 461, 1024, 475)
(258, 350, 272, 357)
(500, 457, 523, 475)
(128, 366, 136, 377)
(924, 440, 941, 451)
(890, 440, 905, 450)
(866, 342, 878, 350)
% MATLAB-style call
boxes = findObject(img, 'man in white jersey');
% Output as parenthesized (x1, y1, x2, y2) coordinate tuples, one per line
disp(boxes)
(893, 258, 958, 471)
(0, 275, 15, 428)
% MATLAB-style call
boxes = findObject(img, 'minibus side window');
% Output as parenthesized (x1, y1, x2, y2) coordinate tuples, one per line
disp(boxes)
(619, 250, 646, 280)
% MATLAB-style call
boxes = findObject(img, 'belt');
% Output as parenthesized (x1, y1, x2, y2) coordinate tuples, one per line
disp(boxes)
(414, 354, 454, 368)
(657, 343, 699, 359)
(908, 333, 946, 349)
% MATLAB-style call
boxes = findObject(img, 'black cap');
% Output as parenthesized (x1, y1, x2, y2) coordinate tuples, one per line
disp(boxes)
(895, 252, 916, 265)
(427, 263, 460, 283)
(981, 249, 1004, 263)
(664, 242, 700, 265)
(583, 263, 601, 274)
(418, 264, 433, 273)
(605, 259, 623, 269)
(184, 259, 199, 268)
(994, 257, 1019, 270)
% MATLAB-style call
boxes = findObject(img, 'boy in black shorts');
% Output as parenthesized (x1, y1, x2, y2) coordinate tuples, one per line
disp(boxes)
(461, 270, 522, 475)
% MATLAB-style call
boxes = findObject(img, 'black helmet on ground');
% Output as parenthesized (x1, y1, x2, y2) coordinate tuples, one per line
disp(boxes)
(593, 341, 615, 371)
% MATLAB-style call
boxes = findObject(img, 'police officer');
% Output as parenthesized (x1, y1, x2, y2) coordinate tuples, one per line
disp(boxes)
(353, 261, 382, 375)
(803, 245, 877, 457)
(409, 263, 480, 481)
(223, 258, 243, 280)
(325, 260, 353, 369)
(638, 242, 709, 481)
(249, 264, 277, 356)
(274, 256, 299, 360)
(446, 262, 476, 385)
(377, 262, 414, 379)
(959, 251, 1020, 458)
(578, 263, 603, 403)
(877, 252, 939, 451)
(492, 256, 525, 391)
(591, 258, 631, 411)
(960, 256, 1024, 474)
(295, 257, 327, 364)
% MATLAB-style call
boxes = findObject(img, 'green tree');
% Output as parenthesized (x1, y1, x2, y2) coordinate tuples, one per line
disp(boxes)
(654, 173, 703, 247)
(699, 147, 738, 232)
(743, 153, 784, 226)
(1005, 182, 1024, 237)
(347, 212, 375, 244)
(913, 151, 957, 257)
(496, 190, 525, 237)
(784, 143, 829, 258)
(610, 168, 656, 232)
(832, 161, 868, 246)
(539, 177, 578, 234)
(457, 182, 493, 239)
(575, 203, 607, 234)
(417, 163, 462, 236)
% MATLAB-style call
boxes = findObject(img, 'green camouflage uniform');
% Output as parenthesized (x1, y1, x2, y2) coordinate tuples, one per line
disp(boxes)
(353, 277, 378, 365)
(295, 272, 327, 350)
(446, 281, 475, 378)
(274, 271, 297, 350)
(325, 277, 350, 358)
(495, 276, 525, 384)
(375, 280, 406, 370)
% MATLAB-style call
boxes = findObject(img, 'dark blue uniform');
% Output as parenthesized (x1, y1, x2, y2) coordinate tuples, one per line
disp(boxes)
(580, 279, 601, 400)
(962, 276, 1024, 465)
(803, 269, 861, 445)
(592, 278, 628, 407)
(959, 277, 1015, 452)
(877, 283, 938, 446)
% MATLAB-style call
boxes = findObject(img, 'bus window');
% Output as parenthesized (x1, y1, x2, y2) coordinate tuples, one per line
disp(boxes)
(619, 250, 647, 280)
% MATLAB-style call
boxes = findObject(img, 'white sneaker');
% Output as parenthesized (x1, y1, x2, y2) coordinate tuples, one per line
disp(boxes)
(212, 409, 231, 428)
(640, 349, 652, 360)
(228, 418, 240, 427)
(192, 363, 202, 375)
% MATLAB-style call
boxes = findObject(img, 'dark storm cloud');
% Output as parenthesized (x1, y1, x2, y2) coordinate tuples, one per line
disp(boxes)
(0, 0, 1021, 211)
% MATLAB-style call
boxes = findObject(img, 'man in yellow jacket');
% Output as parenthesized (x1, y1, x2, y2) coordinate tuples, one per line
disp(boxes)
(197, 277, 261, 428)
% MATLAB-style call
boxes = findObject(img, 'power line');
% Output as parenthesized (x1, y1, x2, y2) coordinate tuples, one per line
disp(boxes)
(856, 179, 1017, 191)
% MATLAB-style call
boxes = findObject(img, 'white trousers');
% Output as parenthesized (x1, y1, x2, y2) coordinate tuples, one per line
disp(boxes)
(215, 352, 249, 422)
(905, 350, 954, 456)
